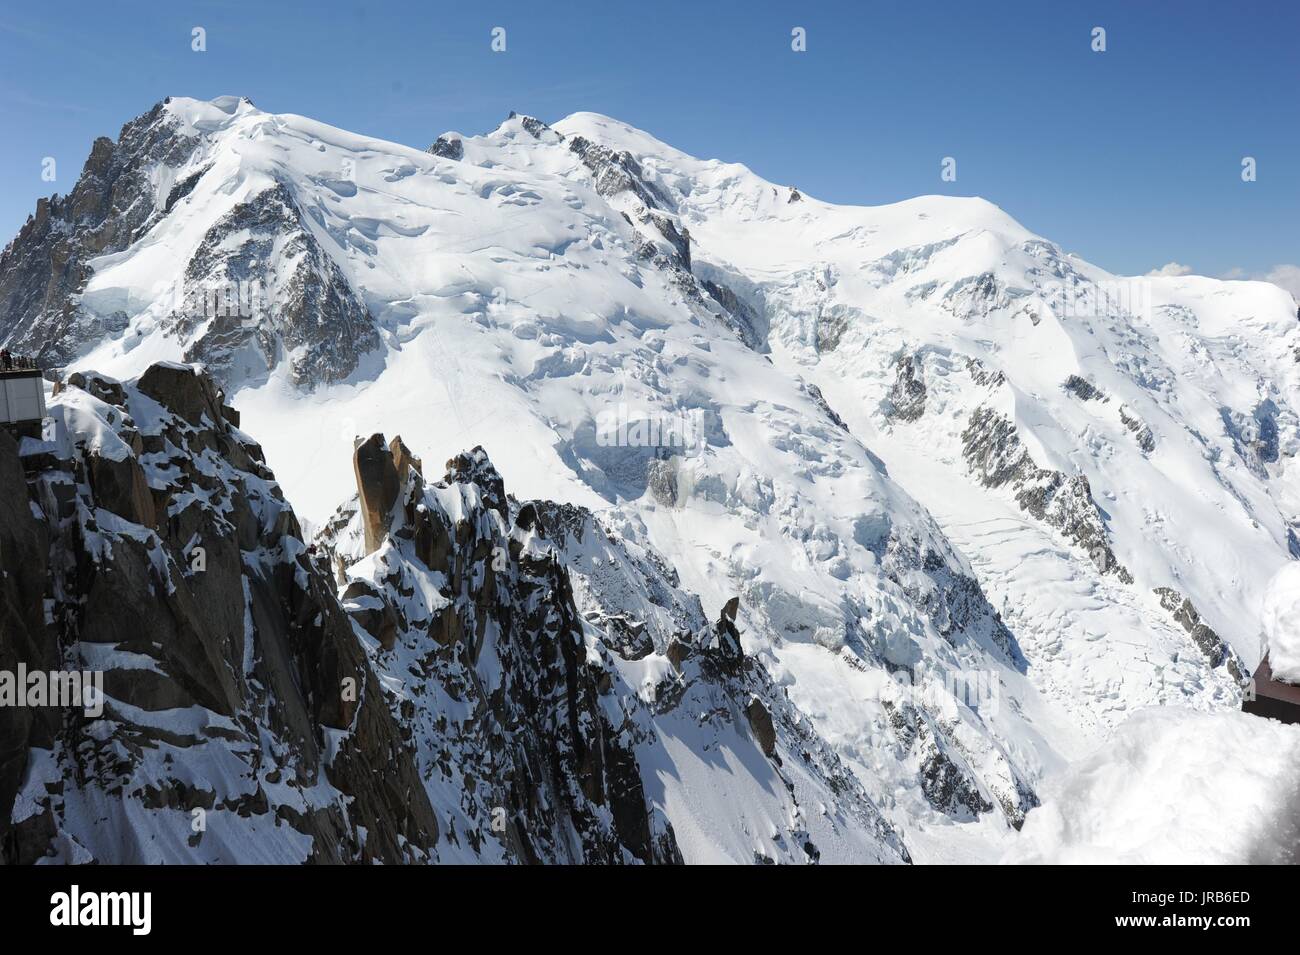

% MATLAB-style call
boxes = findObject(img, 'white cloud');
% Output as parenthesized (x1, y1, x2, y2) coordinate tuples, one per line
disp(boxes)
(1146, 262, 1194, 277)
(1219, 264, 1300, 300)
(1261, 264, 1300, 300)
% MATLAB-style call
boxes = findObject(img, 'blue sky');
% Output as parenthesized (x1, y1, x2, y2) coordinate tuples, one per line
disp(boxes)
(1, 0, 1296, 282)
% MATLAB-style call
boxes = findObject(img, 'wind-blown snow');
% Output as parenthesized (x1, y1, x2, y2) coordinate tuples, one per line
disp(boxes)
(1263, 563, 1300, 682)
(1004, 708, 1300, 864)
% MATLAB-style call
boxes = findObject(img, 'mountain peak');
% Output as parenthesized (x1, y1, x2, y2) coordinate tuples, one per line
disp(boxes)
(2, 96, 1296, 863)
(161, 94, 261, 132)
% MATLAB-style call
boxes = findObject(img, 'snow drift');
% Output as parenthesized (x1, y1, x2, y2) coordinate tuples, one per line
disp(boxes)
(1005, 708, 1300, 865)
(1263, 563, 1300, 683)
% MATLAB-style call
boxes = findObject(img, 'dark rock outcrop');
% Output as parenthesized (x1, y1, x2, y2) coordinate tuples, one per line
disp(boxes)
(568, 135, 672, 212)
(745, 698, 777, 757)
(564, 126, 779, 353)
(963, 405, 1132, 583)
(1064, 375, 1106, 402)
(84, 448, 154, 527)
(943, 271, 1012, 321)
(713, 598, 745, 670)
(0, 102, 196, 366)
(877, 525, 1021, 664)
(166, 181, 380, 388)
(1221, 402, 1279, 478)
(885, 352, 927, 422)
(316, 454, 910, 863)
(816, 307, 852, 353)
(2, 362, 440, 863)
(1154, 586, 1245, 682)
(137, 361, 227, 429)
(805, 382, 849, 431)
(444, 446, 507, 517)
(427, 135, 463, 161)
(510, 112, 561, 142)
(331, 448, 683, 863)
(0, 430, 60, 863)
(701, 278, 766, 349)
(0, 100, 379, 389)
(883, 699, 997, 822)
(354, 433, 401, 554)
(389, 435, 422, 480)
(1119, 405, 1156, 453)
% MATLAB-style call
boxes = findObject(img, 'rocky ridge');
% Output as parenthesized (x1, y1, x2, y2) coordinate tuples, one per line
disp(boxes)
(1, 361, 436, 862)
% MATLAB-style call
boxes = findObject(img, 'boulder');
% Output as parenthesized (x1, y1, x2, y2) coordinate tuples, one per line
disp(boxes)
(745, 698, 777, 758)
(136, 362, 226, 430)
(67, 370, 126, 406)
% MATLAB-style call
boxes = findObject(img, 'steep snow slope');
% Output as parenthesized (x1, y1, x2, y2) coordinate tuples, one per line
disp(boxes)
(3, 363, 910, 864)
(548, 112, 1298, 719)
(7, 96, 1295, 861)
(318, 440, 908, 863)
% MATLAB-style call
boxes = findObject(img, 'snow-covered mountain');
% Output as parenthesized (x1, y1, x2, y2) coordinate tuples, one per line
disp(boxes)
(2, 95, 1297, 863)
(0, 363, 905, 862)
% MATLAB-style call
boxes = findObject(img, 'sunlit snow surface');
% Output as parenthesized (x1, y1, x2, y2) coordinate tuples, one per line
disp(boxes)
(68, 97, 1300, 861)
(1004, 708, 1300, 864)
(1263, 563, 1300, 682)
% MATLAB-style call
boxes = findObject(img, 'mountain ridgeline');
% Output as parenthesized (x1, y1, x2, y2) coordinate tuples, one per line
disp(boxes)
(1, 95, 1297, 862)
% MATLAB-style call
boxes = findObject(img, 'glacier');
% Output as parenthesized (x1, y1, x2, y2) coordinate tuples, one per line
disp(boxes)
(2, 95, 1298, 863)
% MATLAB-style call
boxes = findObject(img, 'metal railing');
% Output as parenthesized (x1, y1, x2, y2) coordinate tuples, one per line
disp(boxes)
(0, 351, 39, 372)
